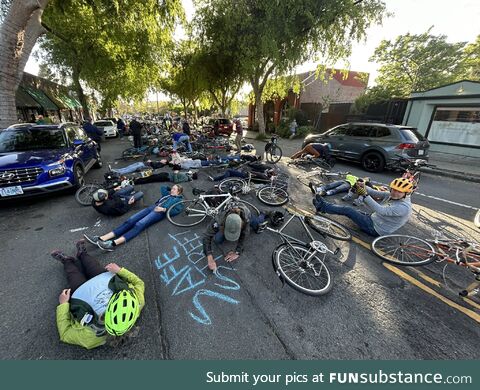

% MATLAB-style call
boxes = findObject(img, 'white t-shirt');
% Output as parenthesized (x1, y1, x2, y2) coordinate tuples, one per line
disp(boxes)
(71, 272, 115, 316)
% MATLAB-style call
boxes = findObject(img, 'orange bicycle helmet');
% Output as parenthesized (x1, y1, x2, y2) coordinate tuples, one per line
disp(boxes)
(390, 178, 414, 193)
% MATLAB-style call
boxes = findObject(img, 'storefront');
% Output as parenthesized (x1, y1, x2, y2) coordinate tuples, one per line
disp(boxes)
(403, 81, 480, 157)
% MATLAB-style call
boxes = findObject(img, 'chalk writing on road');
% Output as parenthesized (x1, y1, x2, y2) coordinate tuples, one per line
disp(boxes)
(154, 230, 240, 325)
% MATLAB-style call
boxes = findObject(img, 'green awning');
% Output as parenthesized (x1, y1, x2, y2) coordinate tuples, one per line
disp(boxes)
(67, 95, 82, 108)
(43, 90, 68, 109)
(22, 85, 59, 111)
(61, 93, 81, 109)
(16, 87, 41, 108)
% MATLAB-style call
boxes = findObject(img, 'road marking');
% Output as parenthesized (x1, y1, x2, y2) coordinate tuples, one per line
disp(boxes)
(411, 269, 442, 287)
(383, 262, 480, 323)
(69, 227, 89, 233)
(414, 192, 479, 210)
(463, 298, 480, 311)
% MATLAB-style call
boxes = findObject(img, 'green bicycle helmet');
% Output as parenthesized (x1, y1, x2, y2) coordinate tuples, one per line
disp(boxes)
(105, 290, 140, 336)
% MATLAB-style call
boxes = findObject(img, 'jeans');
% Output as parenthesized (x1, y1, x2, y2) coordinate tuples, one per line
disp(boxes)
(133, 131, 142, 148)
(113, 162, 147, 175)
(63, 252, 105, 292)
(173, 135, 192, 152)
(321, 180, 351, 195)
(115, 185, 144, 203)
(112, 205, 165, 242)
(213, 169, 247, 181)
(313, 196, 378, 236)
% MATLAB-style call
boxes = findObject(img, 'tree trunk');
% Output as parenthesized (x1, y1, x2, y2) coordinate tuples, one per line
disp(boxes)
(72, 66, 90, 119)
(253, 87, 265, 135)
(0, 0, 49, 127)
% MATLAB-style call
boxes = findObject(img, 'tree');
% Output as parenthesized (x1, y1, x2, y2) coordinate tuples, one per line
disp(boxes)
(38, 0, 183, 118)
(369, 28, 467, 99)
(195, 0, 386, 134)
(0, 0, 49, 127)
(462, 35, 480, 81)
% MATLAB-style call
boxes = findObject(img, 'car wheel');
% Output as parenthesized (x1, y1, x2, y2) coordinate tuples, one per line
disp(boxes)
(73, 165, 85, 189)
(361, 152, 385, 172)
(93, 152, 103, 169)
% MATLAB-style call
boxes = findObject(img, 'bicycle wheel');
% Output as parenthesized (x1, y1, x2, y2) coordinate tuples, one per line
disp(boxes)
(257, 186, 289, 206)
(305, 215, 351, 241)
(218, 178, 246, 194)
(75, 184, 101, 206)
(274, 243, 333, 296)
(371, 235, 436, 266)
(235, 199, 259, 216)
(266, 145, 282, 163)
(167, 199, 208, 227)
(296, 169, 327, 188)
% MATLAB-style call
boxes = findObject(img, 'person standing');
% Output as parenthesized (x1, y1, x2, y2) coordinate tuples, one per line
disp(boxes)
(129, 117, 143, 149)
(117, 118, 126, 139)
(83, 117, 103, 151)
(234, 119, 243, 153)
(289, 119, 298, 139)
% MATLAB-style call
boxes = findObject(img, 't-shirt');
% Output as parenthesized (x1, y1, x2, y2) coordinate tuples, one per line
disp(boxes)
(71, 272, 114, 316)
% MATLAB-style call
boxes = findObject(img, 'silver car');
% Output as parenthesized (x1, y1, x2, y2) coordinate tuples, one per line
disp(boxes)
(302, 122, 430, 172)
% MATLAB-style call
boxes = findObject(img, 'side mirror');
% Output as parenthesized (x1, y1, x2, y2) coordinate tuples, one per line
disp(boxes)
(73, 139, 85, 146)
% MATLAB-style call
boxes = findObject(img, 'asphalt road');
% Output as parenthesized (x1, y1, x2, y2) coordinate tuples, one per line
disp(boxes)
(0, 137, 479, 360)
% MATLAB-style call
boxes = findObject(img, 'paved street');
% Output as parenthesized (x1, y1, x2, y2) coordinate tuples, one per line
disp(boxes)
(0, 137, 479, 359)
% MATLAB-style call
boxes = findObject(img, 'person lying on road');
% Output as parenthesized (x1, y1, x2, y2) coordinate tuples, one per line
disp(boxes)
(312, 178, 413, 237)
(84, 185, 184, 251)
(51, 240, 144, 349)
(92, 185, 144, 216)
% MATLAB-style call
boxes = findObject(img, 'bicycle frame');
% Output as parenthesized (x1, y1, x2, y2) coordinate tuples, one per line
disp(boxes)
(188, 192, 238, 218)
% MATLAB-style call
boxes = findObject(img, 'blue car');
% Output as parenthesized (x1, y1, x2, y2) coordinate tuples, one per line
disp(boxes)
(0, 123, 102, 199)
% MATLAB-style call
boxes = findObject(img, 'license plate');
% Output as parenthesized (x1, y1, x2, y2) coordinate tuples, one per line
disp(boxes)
(418, 150, 424, 155)
(0, 186, 24, 197)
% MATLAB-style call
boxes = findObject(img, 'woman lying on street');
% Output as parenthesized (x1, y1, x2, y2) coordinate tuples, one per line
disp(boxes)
(84, 185, 184, 251)
(51, 240, 145, 349)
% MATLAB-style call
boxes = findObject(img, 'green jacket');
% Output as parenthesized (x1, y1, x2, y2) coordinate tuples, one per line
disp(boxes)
(56, 268, 145, 350)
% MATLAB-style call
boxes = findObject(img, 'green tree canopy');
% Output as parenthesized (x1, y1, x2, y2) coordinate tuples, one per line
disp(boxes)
(38, 0, 183, 116)
(194, 0, 386, 133)
(462, 35, 480, 81)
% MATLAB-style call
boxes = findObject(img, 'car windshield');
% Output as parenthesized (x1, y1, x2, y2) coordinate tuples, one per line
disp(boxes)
(0, 128, 67, 152)
(94, 121, 112, 126)
(399, 128, 426, 142)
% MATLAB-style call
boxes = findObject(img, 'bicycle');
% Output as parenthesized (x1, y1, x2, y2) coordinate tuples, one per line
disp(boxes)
(371, 232, 480, 297)
(166, 187, 260, 227)
(263, 207, 346, 296)
(264, 135, 282, 163)
(387, 155, 436, 191)
(218, 171, 289, 207)
(288, 154, 336, 171)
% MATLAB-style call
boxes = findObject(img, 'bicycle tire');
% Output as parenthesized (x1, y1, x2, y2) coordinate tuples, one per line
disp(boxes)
(237, 199, 260, 216)
(274, 243, 333, 296)
(266, 145, 282, 163)
(218, 178, 246, 194)
(257, 186, 289, 206)
(371, 234, 436, 266)
(75, 184, 101, 206)
(305, 215, 351, 241)
(167, 199, 208, 227)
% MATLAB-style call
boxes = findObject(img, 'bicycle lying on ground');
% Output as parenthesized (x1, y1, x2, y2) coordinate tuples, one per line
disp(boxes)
(288, 154, 336, 171)
(387, 155, 437, 191)
(372, 232, 480, 297)
(218, 171, 290, 206)
(264, 135, 282, 163)
(263, 207, 349, 296)
(296, 168, 350, 189)
(167, 187, 259, 227)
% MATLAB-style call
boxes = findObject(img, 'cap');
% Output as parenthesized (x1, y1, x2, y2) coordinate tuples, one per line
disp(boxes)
(224, 213, 242, 241)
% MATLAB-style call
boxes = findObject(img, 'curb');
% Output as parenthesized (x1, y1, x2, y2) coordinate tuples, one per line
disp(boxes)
(420, 167, 480, 184)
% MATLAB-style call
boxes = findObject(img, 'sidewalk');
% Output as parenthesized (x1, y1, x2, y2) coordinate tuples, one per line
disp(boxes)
(243, 130, 480, 183)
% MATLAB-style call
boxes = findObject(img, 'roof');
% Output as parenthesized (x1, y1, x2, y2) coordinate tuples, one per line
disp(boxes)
(16, 87, 41, 108)
(22, 85, 58, 111)
(297, 68, 368, 88)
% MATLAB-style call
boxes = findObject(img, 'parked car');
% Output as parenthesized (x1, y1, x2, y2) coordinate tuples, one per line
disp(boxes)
(302, 122, 430, 172)
(202, 118, 234, 136)
(94, 120, 117, 138)
(0, 123, 102, 199)
(102, 117, 118, 124)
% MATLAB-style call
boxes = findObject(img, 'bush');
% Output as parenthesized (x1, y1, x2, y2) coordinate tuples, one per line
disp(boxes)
(295, 125, 315, 139)
(255, 132, 268, 141)
(276, 121, 290, 138)
(286, 107, 309, 126)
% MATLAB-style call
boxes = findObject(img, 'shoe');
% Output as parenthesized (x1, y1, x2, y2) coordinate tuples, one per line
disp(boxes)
(75, 239, 87, 258)
(51, 250, 75, 264)
(84, 234, 102, 245)
(308, 182, 316, 194)
(97, 240, 115, 252)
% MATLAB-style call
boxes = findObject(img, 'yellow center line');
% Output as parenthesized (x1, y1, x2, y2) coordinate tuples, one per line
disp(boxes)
(411, 269, 442, 287)
(289, 205, 479, 320)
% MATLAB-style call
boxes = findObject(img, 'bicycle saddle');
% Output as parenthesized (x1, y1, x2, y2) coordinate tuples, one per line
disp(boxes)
(192, 188, 206, 196)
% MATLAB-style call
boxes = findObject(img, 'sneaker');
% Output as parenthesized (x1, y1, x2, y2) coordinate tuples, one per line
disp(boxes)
(75, 239, 87, 258)
(51, 250, 75, 264)
(97, 240, 115, 252)
(84, 234, 102, 245)
(308, 182, 316, 194)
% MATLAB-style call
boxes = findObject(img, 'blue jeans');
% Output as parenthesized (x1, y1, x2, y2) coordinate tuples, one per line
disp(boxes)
(173, 135, 192, 152)
(322, 180, 351, 195)
(113, 162, 146, 175)
(112, 205, 165, 242)
(213, 169, 247, 181)
(313, 196, 378, 236)
(115, 185, 144, 203)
